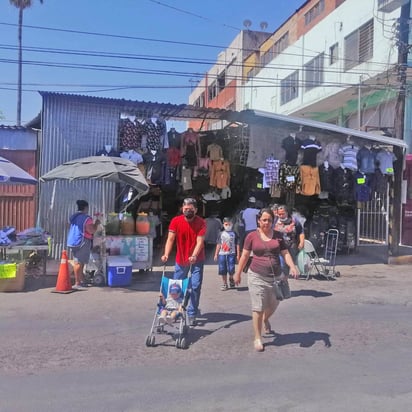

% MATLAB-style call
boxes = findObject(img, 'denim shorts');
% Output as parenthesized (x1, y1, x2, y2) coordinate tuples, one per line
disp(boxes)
(218, 254, 236, 276)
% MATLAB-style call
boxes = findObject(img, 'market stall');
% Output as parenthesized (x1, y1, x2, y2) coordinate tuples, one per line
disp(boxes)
(0, 156, 42, 292)
(40, 156, 150, 285)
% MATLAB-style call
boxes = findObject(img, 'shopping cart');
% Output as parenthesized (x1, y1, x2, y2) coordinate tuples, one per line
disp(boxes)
(300, 229, 340, 280)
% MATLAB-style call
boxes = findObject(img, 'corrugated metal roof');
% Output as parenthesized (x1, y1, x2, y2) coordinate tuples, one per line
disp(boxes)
(0, 125, 36, 131)
(33, 92, 408, 149)
(38, 92, 232, 121)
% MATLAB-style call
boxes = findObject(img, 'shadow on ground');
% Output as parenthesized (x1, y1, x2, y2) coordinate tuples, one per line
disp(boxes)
(265, 331, 332, 348)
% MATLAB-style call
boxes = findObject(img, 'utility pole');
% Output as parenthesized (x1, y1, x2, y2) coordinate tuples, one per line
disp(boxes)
(391, 1, 411, 256)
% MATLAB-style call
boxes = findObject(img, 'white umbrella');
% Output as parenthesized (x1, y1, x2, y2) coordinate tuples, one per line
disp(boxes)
(0, 156, 37, 185)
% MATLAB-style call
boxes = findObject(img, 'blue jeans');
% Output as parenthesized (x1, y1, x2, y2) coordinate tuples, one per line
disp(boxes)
(174, 262, 204, 317)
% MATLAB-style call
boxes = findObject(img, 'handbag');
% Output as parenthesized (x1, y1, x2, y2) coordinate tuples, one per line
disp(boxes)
(274, 275, 291, 300)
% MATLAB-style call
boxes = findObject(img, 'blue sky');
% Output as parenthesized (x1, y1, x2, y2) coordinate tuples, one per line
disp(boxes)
(1, 0, 304, 125)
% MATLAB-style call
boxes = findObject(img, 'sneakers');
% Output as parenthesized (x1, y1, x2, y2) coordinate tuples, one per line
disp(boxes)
(188, 316, 196, 327)
(72, 284, 88, 290)
(166, 315, 173, 325)
(158, 315, 167, 325)
(220, 284, 228, 291)
(229, 278, 235, 288)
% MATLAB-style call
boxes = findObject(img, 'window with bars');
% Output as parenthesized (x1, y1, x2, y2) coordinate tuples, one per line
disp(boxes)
(344, 20, 374, 70)
(329, 43, 338, 65)
(304, 53, 324, 91)
(305, 0, 325, 25)
(280, 70, 299, 105)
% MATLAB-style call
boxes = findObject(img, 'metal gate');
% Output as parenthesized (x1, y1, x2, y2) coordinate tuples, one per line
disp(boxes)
(357, 186, 390, 246)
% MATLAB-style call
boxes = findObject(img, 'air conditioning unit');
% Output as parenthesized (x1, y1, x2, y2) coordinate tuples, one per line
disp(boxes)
(378, 0, 409, 13)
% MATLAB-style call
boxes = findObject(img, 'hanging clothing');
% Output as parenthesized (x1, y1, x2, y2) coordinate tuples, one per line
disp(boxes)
(206, 143, 223, 161)
(281, 135, 302, 165)
(354, 172, 372, 202)
(166, 147, 181, 168)
(119, 118, 141, 150)
(167, 129, 182, 149)
(263, 158, 280, 185)
(322, 141, 342, 169)
(120, 149, 143, 165)
(333, 167, 354, 203)
(299, 165, 321, 196)
(181, 130, 201, 167)
(375, 149, 396, 175)
(318, 163, 335, 193)
(143, 119, 163, 152)
(278, 163, 301, 192)
(210, 159, 230, 189)
(301, 138, 322, 167)
(356, 146, 376, 174)
(339, 142, 360, 171)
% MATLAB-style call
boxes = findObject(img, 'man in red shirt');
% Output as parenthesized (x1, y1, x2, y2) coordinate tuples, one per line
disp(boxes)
(161, 198, 206, 326)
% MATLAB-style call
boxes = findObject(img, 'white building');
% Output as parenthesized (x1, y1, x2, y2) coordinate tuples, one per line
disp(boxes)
(243, 0, 408, 132)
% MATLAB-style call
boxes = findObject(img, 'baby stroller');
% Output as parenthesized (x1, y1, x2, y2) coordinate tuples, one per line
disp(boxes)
(145, 268, 191, 349)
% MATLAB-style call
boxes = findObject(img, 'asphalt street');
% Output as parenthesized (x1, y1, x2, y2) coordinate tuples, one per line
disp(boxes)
(1, 258, 412, 411)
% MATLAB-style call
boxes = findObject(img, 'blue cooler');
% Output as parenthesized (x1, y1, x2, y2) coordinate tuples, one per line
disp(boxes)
(107, 256, 132, 287)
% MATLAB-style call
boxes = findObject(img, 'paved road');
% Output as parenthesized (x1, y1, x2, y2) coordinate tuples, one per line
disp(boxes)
(1, 261, 412, 411)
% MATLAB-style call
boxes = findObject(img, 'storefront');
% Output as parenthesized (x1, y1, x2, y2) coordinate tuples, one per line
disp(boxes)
(32, 92, 408, 261)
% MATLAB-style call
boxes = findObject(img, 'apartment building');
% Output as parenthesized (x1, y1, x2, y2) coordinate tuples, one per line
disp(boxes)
(243, 0, 408, 133)
(188, 30, 270, 130)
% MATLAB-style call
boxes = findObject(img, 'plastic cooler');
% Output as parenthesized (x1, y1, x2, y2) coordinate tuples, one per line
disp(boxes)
(106, 256, 132, 287)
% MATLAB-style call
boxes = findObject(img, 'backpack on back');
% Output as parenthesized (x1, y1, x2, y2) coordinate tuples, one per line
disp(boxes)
(67, 212, 88, 248)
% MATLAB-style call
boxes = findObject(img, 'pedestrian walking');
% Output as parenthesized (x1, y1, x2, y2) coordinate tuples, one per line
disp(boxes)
(234, 208, 299, 352)
(214, 217, 240, 291)
(161, 198, 206, 326)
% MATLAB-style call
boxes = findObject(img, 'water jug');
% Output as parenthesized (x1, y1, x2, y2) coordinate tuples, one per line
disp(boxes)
(135, 212, 150, 235)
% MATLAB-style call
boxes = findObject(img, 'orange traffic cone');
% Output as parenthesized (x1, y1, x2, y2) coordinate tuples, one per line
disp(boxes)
(52, 250, 74, 294)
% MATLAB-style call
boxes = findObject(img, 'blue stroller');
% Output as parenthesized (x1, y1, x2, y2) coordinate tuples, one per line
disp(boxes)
(145, 268, 191, 349)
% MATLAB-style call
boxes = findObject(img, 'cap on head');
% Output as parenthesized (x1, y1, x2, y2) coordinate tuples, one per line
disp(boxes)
(248, 196, 256, 203)
(223, 217, 232, 223)
(169, 283, 181, 295)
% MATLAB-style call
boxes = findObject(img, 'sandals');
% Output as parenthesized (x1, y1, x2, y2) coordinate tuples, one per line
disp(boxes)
(254, 339, 264, 352)
(263, 320, 274, 335)
(220, 284, 228, 291)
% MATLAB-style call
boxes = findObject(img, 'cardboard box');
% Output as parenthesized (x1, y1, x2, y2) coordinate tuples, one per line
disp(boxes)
(0, 262, 25, 292)
(106, 256, 132, 287)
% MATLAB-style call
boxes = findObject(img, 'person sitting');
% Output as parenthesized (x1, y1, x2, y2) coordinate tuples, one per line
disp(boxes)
(158, 282, 183, 325)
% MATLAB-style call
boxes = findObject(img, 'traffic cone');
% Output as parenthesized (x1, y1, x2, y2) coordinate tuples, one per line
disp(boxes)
(52, 250, 75, 294)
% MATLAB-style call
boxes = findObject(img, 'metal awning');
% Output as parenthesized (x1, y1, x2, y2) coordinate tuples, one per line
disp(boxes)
(224, 109, 408, 149)
(29, 92, 408, 149)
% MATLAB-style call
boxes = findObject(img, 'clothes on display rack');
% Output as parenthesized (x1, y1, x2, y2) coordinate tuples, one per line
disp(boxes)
(210, 159, 230, 189)
(333, 166, 354, 204)
(181, 128, 201, 167)
(279, 163, 301, 192)
(96, 144, 119, 157)
(301, 136, 322, 167)
(120, 149, 144, 165)
(318, 161, 335, 193)
(167, 128, 181, 149)
(375, 148, 397, 175)
(339, 142, 360, 171)
(263, 157, 280, 185)
(206, 142, 223, 161)
(299, 165, 321, 196)
(353, 171, 372, 202)
(281, 134, 302, 166)
(322, 140, 342, 169)
(356, 146, 376, 174)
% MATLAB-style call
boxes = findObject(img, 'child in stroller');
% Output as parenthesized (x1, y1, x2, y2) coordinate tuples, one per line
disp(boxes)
(159, 282, 183, 325)
(146, 272, 191, 349)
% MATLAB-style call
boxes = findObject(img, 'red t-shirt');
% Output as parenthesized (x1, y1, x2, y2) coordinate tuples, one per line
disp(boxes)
(168, 214, 206, 265)
(243, 230, 288, 276)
